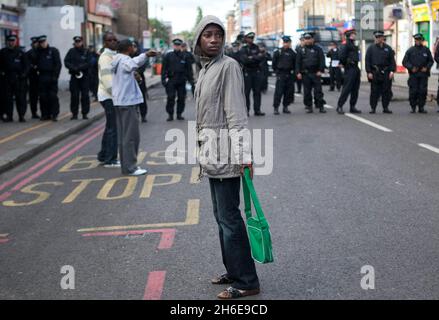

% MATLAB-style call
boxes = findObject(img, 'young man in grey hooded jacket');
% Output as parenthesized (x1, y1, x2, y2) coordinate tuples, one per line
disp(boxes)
(194, 15, 260, 300)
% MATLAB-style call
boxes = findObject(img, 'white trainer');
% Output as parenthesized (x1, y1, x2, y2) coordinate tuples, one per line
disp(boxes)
(104, 161, 121, 168)
(129, 168, 148, 176)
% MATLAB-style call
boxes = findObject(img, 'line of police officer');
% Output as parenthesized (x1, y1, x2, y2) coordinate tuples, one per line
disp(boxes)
(0, 34, 101, 123)
(224, 29, 437, 117)
(0, 34, 61, 123)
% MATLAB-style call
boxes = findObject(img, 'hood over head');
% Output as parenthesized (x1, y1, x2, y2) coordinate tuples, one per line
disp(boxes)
(193, 15, 226, 58)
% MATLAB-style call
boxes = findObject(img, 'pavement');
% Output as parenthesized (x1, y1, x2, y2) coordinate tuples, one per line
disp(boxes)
(1, 78, 439, 300)
(366, 72, 439, 100)
(0, 70, 161, 175)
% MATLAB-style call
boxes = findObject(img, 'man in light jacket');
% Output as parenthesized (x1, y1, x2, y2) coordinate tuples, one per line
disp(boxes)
(97, 32, 119, 168)
(194, 16, 260, 300)
(111, 39, 156, 176)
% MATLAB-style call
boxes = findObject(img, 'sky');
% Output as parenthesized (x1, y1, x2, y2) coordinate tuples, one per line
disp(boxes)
(148, 0, 235, 33)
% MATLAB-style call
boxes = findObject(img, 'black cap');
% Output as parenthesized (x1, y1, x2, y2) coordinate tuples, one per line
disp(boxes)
(172, 38, 183, 45)
(373, 30, 385, 38)
(413, 33, 424, 40)
(303, 32, 314, 39)
(38, 35, 47, 42)
(6, 35, 17, 41)
(245, 32, 256, 38)
(282, 35, 291, 42)
(31, 36, 39, 43)
(344, 28, 356, 36)
(73, 36, 83, 42)
(232, 41, 240, 48)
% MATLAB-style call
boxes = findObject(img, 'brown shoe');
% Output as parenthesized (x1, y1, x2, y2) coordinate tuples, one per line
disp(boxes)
(217, 287, 260, 300)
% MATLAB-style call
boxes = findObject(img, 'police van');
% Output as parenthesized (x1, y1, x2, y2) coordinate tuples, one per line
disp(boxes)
(295, 27, 342, 84)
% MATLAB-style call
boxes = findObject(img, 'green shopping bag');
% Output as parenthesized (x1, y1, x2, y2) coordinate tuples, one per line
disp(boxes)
(242, 168, 274, 264)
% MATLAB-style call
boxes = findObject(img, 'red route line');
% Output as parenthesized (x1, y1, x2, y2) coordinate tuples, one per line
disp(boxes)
(143, 271, 166, 300)
(0, 239, 10, 244)
(0, 124, 105, 202)
(0, 123, 105, 193)
(82, 229, 176, 250)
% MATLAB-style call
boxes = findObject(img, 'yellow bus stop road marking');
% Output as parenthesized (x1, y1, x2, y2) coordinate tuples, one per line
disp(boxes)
(77, 199, 200, 233)
(0, 234, 9, 238)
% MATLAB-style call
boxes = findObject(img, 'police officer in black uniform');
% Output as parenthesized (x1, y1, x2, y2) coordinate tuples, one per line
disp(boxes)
(295, 36, 305, 94)
(227, 42, 241, 63)
(35, 35, 62, 121)
(327, 41, 342, 91)
(272, 35, 296, 115)
(64, 36, 91, 120)
(296, 32, 326, 114)
(162, 38, 193, 121)
(27, 36, 40, 119)
(0, 35, 29, 122)
(239, 32, 266, 116)
(403, 33, 434, 114)
(366, 30, 396, 114)
(337, 29, 362, 115)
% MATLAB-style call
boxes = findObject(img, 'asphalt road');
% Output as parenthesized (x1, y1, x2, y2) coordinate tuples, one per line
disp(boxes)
(1, 80, 439, 300)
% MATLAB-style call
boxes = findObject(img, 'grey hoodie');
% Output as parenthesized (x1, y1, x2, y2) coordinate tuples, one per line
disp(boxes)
(194, 16, 251, 179)
(111, 53, 147, 106)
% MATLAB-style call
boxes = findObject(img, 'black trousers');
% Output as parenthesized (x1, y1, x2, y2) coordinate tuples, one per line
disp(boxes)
(209, 177, 260, 291)
(4, 76, 27, 119)
(338, 66, 361, 109)
(303, 73, 324, 109)
(408, 74, 428, 110)
(39, 74, 60, 119)
(296, 78, 302, 93)
(166, 79, 186, 116)
(261, 72, 269, 93)
(244, 69, 263, 113)
(70, 76, 90, 116)
(0, 78, 4, 119)
(329, 67, 342, 90)
(273, 72, 295, 108)
(138, 79, 148, 119)
(97, 99, 118, 165)
(370, 73, 392, 110)
(28, 73, 39, 116)
(89, 70, 99, 98)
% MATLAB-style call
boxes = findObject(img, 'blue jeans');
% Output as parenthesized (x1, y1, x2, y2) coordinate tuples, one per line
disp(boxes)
(97, 99, 118, 164)
(209, 177, 260, 290)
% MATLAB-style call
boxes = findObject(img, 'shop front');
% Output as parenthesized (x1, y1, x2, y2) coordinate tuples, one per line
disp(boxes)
(411, 1, 437, 48)
(87, 0, 115, 50)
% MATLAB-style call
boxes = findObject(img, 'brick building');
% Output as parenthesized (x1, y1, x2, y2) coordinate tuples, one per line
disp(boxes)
(226, 10, 236, 44)
(255, 0, 284, 38)
(116, 0, 149, 42)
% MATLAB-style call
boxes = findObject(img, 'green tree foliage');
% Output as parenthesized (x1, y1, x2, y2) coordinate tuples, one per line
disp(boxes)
(194, 6, 203, 29)
(150, 18, 170, 45)
(176, 7, 204, 47)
